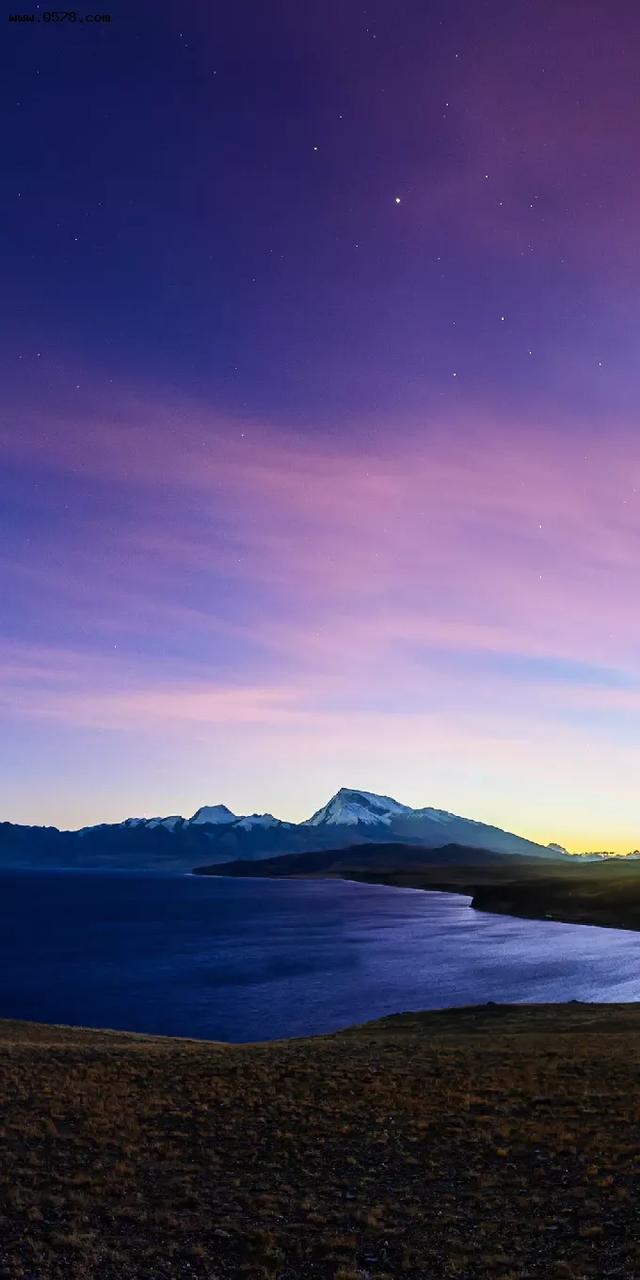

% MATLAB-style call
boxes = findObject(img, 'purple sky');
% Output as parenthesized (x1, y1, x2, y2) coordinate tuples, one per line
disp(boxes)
(2, 0, 640, 848)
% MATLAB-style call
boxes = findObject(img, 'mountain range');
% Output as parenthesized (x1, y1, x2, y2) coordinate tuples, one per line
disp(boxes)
(0, 787, 577, 872)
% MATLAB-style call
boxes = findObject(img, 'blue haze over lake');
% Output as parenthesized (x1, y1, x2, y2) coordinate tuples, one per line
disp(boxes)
(1, 871, 640, 1042)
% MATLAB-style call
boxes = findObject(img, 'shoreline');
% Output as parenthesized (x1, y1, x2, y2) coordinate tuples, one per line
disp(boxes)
(2, 997, 640, 1047)
(331, 865, 640, 935)
(6, 857, 640, 936)
(217, 866, 640, 935)
(198, 855, 640, 935)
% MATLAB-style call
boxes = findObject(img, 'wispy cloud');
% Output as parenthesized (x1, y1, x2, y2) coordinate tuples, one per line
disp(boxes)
(2, 375, 640, 845)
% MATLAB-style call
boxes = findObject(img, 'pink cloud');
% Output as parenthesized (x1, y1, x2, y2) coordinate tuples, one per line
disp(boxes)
(2, 374, 640, 851)
(3, 381, 640, 678)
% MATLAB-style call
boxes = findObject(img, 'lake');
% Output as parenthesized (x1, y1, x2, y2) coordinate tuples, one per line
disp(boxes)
(1, 870, 640, 1041)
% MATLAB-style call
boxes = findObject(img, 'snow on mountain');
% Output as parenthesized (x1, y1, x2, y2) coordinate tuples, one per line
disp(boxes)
(235, 813, 283, 830)
(67, 786, 576, 865)
(189, 804, 237, 825)
(79, 814, 183, 834)
(303, 787, 414, 827)
(298, 789, 571, 860)
(412, 806, 458, 825)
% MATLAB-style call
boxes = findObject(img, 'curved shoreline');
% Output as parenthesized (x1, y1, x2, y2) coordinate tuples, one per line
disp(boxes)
(205, 866, 640, 935)
(330, 865, 640, 934)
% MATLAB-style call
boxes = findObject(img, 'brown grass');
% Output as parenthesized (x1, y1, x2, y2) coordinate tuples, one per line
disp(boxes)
(0, 1003, 639, 1278)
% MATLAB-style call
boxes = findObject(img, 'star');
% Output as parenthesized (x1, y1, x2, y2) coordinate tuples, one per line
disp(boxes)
(394, 196, 401, 204)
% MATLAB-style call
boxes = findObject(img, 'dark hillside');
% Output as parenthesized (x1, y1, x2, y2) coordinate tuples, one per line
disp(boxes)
(2, 1004, 639, 1279)
(193, 841, 527, 878)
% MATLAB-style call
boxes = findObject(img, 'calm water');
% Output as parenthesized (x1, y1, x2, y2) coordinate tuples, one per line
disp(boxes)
(1, 870, 640, 1042)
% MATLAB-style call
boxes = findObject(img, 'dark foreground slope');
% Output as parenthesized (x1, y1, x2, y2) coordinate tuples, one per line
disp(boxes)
(1, 1005, 639, 1279)
(197, 844, 640, 933)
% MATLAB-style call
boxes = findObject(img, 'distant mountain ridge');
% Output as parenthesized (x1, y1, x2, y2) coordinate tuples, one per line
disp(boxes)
(0, 786, 586, 872)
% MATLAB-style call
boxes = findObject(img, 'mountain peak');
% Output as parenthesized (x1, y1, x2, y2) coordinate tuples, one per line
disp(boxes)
(189, 804, 237, 826)
(235, 812, 282, 830)
(303, 787, 413, 827)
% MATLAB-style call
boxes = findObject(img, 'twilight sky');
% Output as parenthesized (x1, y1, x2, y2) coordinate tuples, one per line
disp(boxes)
(2, 0, 640, 849)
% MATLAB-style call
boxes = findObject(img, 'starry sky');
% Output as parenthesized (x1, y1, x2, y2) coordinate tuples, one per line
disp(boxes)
(2, 0, 640, 849)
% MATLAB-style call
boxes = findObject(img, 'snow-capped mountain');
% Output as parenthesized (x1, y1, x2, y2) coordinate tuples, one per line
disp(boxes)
(0, 786, 606, 872)
(304, 788, 413, 826)
(78, 814, 184, 834)
(190, 804, 237, 826)
(304, 789, 570, 859)
(79, 803, 286, 837)
(235, 813, 284, 830)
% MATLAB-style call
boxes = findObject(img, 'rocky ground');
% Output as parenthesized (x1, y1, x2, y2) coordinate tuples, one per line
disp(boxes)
(1, 1003, 639, 1279)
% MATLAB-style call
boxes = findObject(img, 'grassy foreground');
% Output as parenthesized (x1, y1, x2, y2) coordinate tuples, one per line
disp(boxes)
(1, 1005, 640, 1279)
